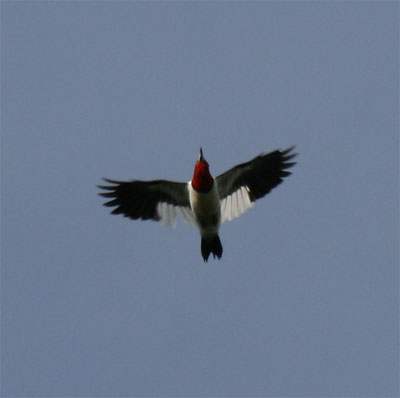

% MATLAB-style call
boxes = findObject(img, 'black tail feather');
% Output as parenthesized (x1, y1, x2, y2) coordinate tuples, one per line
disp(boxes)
(201, 235, 223, 262)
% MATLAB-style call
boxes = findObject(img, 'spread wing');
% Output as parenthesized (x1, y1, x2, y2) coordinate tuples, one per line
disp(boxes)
(216, 147, 297, 222)
(98, 179, 196, 228)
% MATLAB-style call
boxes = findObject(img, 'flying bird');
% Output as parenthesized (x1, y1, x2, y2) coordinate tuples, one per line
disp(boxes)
(98, 147, 296, 262)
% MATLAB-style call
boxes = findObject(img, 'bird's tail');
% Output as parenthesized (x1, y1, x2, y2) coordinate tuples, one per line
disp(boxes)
(201, 235, 223, 262)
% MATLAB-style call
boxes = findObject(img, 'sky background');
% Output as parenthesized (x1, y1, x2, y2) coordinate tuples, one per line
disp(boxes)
(1, 2, 398, 397)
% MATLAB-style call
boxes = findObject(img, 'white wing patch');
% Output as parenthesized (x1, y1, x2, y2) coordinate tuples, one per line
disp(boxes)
(176, 206, 197, 228)
(220, 186, 254, 223)
(156, 202, 196, 228)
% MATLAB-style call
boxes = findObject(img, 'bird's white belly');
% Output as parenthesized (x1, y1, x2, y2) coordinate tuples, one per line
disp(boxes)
(188, 182, 221, 236)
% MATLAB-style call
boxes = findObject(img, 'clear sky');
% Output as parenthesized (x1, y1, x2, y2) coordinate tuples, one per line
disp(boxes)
(2, 2, 398, 396)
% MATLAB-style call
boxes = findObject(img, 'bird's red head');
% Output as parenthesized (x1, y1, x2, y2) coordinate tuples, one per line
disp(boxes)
(191, 148, 214, 193)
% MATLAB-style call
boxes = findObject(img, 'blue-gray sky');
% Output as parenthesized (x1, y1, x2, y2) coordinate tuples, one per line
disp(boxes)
(1, 2, 398, 396)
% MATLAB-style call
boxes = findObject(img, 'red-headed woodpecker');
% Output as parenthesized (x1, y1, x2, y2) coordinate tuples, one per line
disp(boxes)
(98, 147, 296, 262)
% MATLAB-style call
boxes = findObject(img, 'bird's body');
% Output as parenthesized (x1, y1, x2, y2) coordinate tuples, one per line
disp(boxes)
(187, 150, 224, 259)
(98, 147, 296, 261)
(188, 181, 221, 237)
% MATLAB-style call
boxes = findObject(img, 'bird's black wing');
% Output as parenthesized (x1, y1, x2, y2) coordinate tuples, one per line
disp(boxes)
(216, 147, 297, 222)
(98, 179, 195, 227)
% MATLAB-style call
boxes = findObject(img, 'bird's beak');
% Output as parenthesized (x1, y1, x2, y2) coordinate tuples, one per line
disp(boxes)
(198, 147, 204, 161)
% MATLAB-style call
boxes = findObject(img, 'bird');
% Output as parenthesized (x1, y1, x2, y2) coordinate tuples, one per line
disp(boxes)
(98, 147, 296, 262)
